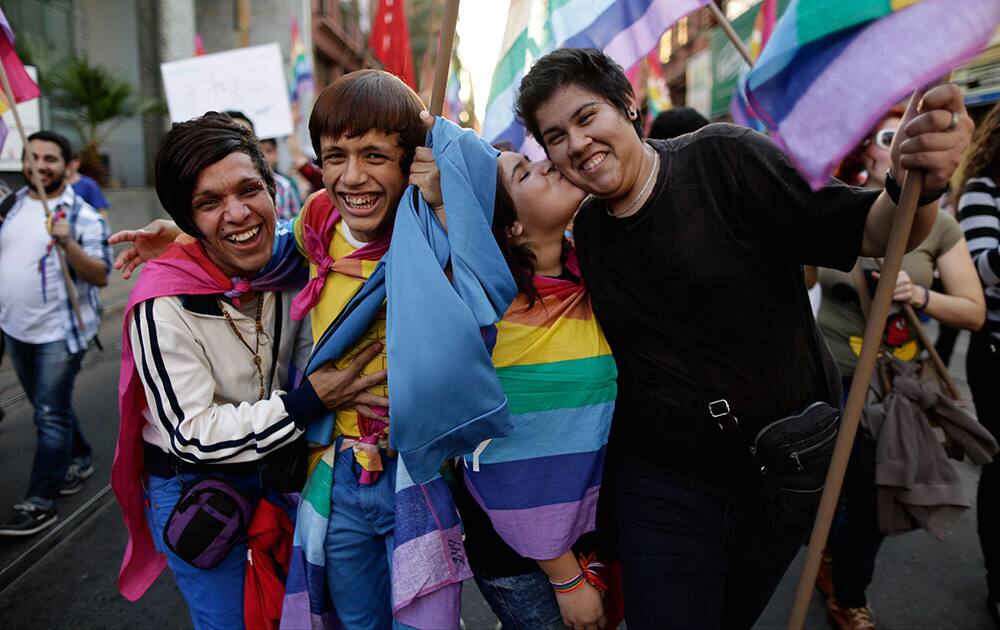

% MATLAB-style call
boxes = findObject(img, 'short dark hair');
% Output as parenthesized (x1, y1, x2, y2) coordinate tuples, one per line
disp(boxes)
(516, 48, 642, 147)
(223, 110, 254, 132)
(26, 130, 73, 164)
(309, 69, 425, 173)
(154, 111, 276, 238)
(648, 107, 709, 140)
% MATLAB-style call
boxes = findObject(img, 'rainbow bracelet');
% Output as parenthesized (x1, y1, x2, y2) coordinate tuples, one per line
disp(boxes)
(550, 571, 588, 595)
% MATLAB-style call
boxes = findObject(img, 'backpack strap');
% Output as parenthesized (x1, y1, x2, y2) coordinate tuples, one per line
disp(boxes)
(0, 190, 18, 222)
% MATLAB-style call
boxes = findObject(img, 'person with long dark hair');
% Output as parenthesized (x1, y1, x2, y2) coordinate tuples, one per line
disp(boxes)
(453, 146, 618, 630)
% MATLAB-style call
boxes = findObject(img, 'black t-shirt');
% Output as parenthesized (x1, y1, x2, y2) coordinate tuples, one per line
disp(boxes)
(572, 123, 879, 496)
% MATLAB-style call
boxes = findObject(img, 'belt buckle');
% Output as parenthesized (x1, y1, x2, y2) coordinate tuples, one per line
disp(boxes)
(709, 399, 738, 430)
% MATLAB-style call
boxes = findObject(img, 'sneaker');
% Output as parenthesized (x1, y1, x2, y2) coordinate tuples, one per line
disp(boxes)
(0, 502, 58, 536)
(70, 462, 94, 481)
(815, 546, 834, 601)
(826, 597, 876, 630)
(59, 463, 94, 496)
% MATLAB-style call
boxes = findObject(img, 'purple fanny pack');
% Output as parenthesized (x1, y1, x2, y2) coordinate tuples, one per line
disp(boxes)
(163, 478, 253, 569)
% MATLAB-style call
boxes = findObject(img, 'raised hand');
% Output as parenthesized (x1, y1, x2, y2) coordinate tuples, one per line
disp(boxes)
(109, 219, 183, 279)
(891, 84, 974, 193)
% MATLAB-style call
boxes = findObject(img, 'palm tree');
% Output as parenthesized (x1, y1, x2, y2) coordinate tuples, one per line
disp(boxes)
(17, 34, 163, 185)
(49, 58, 164, 185)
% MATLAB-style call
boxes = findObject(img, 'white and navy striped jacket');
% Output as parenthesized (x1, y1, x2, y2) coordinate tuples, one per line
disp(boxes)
(129, 290, 319, 464)
(959, 175, 1000, 340)
(0, 186, 112, 353)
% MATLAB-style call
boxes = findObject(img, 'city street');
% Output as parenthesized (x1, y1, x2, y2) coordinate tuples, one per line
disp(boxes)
(0, 282, 994, 628)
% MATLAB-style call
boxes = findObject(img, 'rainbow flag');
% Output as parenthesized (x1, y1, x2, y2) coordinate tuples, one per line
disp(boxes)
(462, 251, 616, 560)
(742, 0, 1000, 190)
(0, 8, 41, 151)
(483, 0, 708, 151)
(645, 50, 671, 121)
(289, 16, 314, 106)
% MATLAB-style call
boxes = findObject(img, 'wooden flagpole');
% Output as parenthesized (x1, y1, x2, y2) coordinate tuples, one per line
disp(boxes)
(704, 6, 937, 627)
(787, 161, 927, 629)
(429, 0, 461, 117)
(0, 60, 85, 329)
(708, 2, 755, 66)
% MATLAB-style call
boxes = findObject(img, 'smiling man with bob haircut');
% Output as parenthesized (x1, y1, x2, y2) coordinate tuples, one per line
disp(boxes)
(111, 112, 386, 628)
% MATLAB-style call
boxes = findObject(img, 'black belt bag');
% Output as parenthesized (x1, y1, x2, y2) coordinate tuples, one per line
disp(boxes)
(712, 399, 840, 532)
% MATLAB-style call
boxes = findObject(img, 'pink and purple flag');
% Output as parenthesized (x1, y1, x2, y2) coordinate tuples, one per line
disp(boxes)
(742, 0, 1000, 190)
(0, 7, 42, 152)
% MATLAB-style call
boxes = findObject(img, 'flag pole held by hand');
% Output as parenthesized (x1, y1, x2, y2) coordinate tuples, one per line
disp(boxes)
(0, 57, 85, 329)
(429, 0, 460, 117)
(709, 2, 755, 66)
(787, 116, 928, 628)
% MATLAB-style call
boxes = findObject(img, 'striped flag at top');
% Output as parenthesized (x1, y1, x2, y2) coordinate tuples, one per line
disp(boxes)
(483, 0, 709, 153)
(742, 0, 1000, 190)
(0, 7, 42, 152)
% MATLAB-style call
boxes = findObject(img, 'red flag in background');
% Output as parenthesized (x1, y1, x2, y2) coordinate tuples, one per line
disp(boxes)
(369, 0, 415, 88)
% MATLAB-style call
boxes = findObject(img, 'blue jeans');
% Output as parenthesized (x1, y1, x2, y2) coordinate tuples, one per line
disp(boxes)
(612, 465, 807, 629)
(4, 334, 91, 510)
(325, 443, 415, 630)
(473, 568, 564, 630)
(144, 470, 262, 630)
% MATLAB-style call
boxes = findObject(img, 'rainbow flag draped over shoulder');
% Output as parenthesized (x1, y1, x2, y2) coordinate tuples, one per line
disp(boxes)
(462, 250, 616, 559)
(483, 0, 708, 152)
(742, 0, 1000, 190)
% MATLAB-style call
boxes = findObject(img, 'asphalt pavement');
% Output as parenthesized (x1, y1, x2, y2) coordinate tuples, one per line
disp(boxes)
(0, 279, 995, 628)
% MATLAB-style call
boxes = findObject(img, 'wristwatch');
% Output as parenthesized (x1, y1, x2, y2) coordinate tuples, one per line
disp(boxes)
(884, 170, 948, 207)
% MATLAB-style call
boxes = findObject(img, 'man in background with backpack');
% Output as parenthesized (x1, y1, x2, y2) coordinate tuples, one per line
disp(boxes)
(0, 130, 111, 536)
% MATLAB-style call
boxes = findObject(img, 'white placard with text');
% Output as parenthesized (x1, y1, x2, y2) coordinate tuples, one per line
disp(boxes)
(161, 43, 293, 139)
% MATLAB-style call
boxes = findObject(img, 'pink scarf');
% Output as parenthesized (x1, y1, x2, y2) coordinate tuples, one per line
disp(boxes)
(112, 239, 301, 601)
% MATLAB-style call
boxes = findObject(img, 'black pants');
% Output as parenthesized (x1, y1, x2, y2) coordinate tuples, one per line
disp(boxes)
(828, 431, 883, 608)
(967, 332, 1000, 603)
(613, 465, 807, 629)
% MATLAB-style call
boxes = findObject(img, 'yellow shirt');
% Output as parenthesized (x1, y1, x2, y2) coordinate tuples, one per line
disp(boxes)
(296, 214, 388, 468)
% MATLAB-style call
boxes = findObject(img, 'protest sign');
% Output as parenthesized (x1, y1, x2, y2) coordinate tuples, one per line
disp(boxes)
(161, 43, 293, 138)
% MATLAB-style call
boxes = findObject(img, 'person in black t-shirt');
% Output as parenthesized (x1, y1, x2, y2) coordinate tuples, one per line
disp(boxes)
(513, 48, 973, 629)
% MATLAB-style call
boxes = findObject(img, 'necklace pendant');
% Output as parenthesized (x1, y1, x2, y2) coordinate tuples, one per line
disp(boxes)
(254, 355, 262, 366)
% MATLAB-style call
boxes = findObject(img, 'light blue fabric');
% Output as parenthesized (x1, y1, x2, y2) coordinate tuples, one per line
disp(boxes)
(305, 116, 516, 484)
